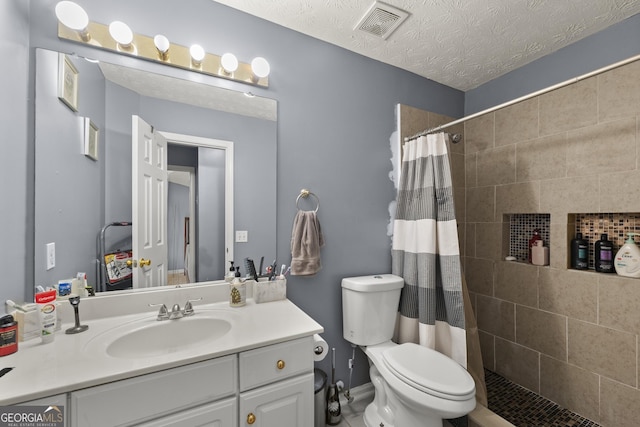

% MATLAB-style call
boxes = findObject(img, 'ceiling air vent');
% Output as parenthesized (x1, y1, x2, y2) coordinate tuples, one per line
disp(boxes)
(355, 1, 409, 40)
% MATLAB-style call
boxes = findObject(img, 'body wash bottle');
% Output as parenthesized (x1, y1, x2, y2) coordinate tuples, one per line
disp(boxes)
(595, 234, 614, 273)
(614, 233, 640, 278)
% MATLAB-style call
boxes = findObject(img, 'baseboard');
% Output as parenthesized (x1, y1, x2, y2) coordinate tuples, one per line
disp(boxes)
(339, 381, 374, 406)
(468, 404, 515, 427)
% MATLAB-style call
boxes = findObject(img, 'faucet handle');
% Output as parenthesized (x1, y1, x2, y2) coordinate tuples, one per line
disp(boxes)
(149, 303, 169, 321)
(183, 298, 203, 316)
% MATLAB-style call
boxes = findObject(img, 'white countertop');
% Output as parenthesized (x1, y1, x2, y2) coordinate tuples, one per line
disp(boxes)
(0, 296, 323, 405)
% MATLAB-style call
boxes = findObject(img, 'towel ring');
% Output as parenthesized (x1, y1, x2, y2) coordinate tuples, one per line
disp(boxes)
(296, 189, 319, 213)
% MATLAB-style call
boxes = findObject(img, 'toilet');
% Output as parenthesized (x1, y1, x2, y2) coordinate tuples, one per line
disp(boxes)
(342, 274, 476, 427)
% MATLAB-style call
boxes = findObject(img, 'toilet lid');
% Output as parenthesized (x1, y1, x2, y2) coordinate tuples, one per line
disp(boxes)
(382, 343, 475, 400)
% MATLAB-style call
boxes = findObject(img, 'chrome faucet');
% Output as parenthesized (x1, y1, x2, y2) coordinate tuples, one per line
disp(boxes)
(150, 298, 202, 321)
(169, 304, 183, 320)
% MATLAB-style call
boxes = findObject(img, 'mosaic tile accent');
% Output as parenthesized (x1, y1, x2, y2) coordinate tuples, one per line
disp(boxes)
(486, 369, 601, 427)
(574, 213, 640, 270)
(508, 214, 551, 262)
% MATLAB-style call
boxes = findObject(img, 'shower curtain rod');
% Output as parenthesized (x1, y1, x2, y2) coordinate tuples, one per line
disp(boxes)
(405, 52, 640, 143)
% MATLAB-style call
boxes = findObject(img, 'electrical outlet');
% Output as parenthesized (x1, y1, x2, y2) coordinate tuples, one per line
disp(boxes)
(46, 242, 55, 270)
(235, 230, 248, 243)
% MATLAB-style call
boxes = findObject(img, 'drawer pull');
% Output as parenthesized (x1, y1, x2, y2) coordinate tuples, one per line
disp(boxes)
(277, 359, 285, 370)
(247, 413, 256, 424)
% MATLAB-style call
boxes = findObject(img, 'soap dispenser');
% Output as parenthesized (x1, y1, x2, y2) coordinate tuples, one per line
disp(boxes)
(225, 261, 235, 282)
(614, 233, 640, 278)
(229, 266, 246, 307)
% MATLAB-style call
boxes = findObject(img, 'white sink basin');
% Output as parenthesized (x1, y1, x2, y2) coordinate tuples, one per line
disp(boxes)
(85, 312, 233, 359)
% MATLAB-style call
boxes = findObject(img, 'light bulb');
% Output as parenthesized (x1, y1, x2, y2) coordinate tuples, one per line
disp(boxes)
(153, 35, 170, 53)
(190, 44, 205, 65)
(251, 57, 270, 79)
(55, 1, 89, 31)
(108, 21, 133, 47)
(221, 53, 238, 74)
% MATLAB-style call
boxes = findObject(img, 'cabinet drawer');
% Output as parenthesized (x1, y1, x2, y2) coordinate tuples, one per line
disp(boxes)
(71, 356, 236, 427)
(239, 336, 313, 391)
(134, 396, 237, 427)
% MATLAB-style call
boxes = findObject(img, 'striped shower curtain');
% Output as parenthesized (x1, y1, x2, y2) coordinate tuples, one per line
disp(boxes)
(392, 132, 467, 367)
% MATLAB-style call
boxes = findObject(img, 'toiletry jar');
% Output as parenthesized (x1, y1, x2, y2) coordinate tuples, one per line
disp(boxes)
(254, 279, 287, 304)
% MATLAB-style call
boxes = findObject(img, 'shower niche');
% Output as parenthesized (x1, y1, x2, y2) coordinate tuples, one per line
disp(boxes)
(569, 212, 640, 271)
(504, 213, 551, 264)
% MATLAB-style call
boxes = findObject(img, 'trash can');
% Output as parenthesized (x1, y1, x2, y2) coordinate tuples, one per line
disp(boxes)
(314, 368, 327, 427)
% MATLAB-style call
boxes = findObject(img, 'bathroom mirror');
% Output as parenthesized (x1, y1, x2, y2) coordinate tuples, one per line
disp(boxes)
(34, 48, 277, 295)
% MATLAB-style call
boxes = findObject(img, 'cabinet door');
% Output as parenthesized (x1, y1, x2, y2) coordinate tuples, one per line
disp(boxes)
(239, 373, 313, 427)
(133, 396, 237, 427)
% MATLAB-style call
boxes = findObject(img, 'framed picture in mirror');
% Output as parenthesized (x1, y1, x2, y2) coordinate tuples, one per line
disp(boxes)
(84, 118, 99, 161)
(58, 53, 78, 111)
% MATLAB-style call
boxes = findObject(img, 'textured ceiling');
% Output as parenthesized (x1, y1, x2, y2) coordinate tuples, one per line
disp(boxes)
(212, 0, 640, 91)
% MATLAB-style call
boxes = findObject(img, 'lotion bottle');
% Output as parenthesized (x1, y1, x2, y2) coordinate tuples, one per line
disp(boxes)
(614, 233, 640, 278)
(531, 240, 549, 266)
(595, 234, 614, 273)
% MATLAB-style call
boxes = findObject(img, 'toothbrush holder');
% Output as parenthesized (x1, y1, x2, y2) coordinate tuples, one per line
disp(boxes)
(254, 278, 287, 304)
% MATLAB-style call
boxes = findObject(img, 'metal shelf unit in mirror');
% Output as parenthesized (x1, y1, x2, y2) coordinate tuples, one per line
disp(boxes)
(34, 48, 277, 296)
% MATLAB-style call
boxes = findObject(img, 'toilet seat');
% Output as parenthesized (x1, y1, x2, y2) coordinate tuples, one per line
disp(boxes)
(381, 343, 475, 401)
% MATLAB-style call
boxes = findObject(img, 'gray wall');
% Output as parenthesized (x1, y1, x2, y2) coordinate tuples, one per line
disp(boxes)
(2, 0, 633, 389)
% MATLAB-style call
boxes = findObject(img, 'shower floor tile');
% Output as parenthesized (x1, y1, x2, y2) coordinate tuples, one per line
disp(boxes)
(485, 369, 601, 427)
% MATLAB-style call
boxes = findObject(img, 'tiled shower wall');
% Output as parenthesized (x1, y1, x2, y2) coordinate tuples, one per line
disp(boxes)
(399, 59, 640, 427)
(463, 60, 640, 427)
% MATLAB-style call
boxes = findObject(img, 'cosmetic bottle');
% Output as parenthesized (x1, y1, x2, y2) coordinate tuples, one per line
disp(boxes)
(531, 240, 549, 266)
(614, 233, 640, 278)
(594, 234, 614, 273)
(570, 232, 588, 270)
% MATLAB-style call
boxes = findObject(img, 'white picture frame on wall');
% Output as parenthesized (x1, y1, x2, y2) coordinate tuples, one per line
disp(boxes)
(58, 53, 79, 112)
(84, 117, 99, 161)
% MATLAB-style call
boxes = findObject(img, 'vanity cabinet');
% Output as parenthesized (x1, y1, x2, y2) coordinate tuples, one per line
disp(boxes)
(13, 337, 314, 427)
(238, 336, 314, 427)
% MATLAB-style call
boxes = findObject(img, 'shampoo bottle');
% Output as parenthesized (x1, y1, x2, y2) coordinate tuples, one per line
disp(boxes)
(614, 233, 640, 278)
(594, 234, 614, 273)
(570, 232, 588, 270)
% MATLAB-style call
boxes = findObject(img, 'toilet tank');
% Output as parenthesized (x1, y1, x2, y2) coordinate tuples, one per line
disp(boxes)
(341, 274, 404, 346)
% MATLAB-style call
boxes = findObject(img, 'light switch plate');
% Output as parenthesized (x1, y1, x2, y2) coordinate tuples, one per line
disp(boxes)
(235, 230, 248, 243)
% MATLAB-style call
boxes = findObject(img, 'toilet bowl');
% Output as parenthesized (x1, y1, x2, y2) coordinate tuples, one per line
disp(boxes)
(342, 274, 476, 427)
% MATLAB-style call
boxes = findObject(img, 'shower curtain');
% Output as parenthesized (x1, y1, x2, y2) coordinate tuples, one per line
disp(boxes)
(392, 132, 487, 405)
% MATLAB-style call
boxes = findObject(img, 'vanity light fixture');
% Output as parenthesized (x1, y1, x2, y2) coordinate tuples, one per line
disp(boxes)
(153, 34, 170, 60)
(189, 44, 205, 67)
(55, 1, 90, 41)
(220, 53, 239, 75)
(108, 21, 134, 49)
(54, 1, 270, 87)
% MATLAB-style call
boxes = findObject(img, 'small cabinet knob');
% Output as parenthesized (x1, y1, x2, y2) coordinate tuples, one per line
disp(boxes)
(277, 359, 285, 370)
(247, 413, 256, 424)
